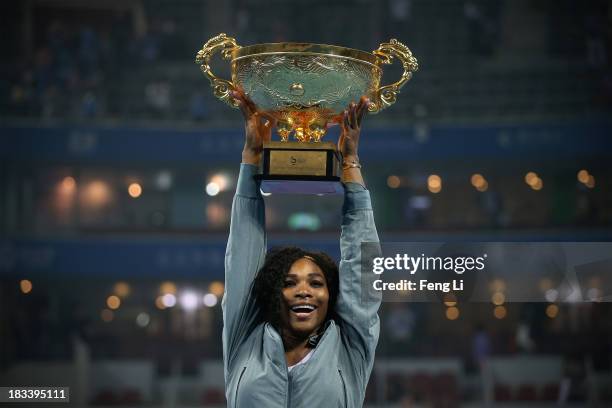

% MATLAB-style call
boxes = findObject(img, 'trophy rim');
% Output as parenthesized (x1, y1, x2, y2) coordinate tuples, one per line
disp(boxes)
(233, 42, 379, 66)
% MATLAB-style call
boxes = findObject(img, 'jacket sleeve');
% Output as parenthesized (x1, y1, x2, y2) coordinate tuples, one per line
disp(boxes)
(222, 164, 266, 374)
(335, 182, 382, 382)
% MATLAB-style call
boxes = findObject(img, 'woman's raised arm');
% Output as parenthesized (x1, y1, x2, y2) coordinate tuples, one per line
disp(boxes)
(222, 90, 275, 373)
(335, 97, 382, 385)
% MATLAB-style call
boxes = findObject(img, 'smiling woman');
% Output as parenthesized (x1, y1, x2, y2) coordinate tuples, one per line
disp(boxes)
(281, 257, 331, 338)
(254, 249, 337, 328)
(222, 89, 380, 407)
(253, 249, 337, 366)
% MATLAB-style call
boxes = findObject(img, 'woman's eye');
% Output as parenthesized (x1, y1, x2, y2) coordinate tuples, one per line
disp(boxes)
(284, 280, 295, 287)
(311, 280, 324, 287)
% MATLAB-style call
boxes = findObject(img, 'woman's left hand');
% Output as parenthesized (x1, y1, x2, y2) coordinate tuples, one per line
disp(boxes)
(338, 96, 371, 185)
(338, 96, 371, 162)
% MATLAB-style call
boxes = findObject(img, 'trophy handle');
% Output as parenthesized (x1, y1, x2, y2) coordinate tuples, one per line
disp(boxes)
(370, 39, 418, 113)
(195, 33, 241, 108)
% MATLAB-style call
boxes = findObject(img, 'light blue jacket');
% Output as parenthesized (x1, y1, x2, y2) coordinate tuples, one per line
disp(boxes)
(223, 164, 381, 407)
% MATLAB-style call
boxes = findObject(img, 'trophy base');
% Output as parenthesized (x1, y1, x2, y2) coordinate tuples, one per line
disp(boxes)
(258, 141, 342, 195)
(257, 175, 343, 195)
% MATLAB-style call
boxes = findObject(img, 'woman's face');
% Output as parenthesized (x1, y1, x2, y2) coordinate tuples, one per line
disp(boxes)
(280, 257, 329, 337)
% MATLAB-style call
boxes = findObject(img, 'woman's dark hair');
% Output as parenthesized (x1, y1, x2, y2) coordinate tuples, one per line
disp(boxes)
(253, 247, 339, 328)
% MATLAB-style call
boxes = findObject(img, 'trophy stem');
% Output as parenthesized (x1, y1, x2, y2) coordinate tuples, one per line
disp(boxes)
(276, 117, 327, 143)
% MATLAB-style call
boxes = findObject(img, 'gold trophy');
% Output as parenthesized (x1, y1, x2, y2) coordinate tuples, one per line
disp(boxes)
(195, 33, 418, 194)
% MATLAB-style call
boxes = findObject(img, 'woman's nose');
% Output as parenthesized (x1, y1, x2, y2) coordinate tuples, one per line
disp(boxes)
(295, 284, 312, 298)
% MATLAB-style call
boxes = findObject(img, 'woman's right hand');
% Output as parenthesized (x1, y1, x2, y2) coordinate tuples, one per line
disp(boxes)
(232, 89, 276, 165)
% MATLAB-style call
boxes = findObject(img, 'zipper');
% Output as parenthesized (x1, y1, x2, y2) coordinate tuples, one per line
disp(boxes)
(338, 369, 348, 408)
(286, 372, 292, 408)
(233, 366, 247, 407)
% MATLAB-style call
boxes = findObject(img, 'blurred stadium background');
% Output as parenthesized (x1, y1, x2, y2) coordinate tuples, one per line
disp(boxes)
(1, 0, 611, 406)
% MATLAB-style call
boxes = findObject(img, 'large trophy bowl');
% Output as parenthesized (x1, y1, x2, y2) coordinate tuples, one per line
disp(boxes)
(195, 33, 418, 194)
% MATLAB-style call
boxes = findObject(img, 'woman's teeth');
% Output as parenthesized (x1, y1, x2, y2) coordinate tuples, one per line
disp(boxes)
(291, 305, 316, 313)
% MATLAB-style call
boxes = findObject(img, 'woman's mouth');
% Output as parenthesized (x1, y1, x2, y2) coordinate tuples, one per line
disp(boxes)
(290, 304, 317, 319)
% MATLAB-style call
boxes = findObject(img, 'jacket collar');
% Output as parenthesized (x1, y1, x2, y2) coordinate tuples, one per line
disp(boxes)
(263, 320, 336, 369)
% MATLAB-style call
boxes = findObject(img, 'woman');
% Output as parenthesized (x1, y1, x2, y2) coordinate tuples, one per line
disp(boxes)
(223, 89, 380, 407)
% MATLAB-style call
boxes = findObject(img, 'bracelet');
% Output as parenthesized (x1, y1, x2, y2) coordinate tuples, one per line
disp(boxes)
(342, 158, 362, 170)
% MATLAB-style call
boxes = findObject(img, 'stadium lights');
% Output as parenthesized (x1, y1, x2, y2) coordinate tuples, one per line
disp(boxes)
(387, 175, 401, 189)
(155, 170, 173, 191)
(106, 295, 121, 310)
(446, 306, 459, 320)
(546, 304, 559, 319)
(577, 169, 596, 189)
(203, 293, 218, 307)
(470, 173, 488, 192)
(206, 182, 220, 196)
(128, 183, 142, 198)
(179, 291, 199, 311)
(494, 305, 507, 319)
(161, 293, 176, 308)
(427, 174, 442, 193)
(136, 312, 151, 327)
(206, 172, 233, 196)
(20, 279, 32, 294)
(525, 171, 543, 191)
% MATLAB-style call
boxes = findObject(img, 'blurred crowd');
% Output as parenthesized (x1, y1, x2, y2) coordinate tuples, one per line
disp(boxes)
(2, 0, 611, 123)
(4, 12, 186, 121)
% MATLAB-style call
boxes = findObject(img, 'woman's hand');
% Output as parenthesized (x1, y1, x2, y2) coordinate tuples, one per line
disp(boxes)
(338, 96, 371, 185)
(338, 96, 370, 162)
(232, 89, 276, 165)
